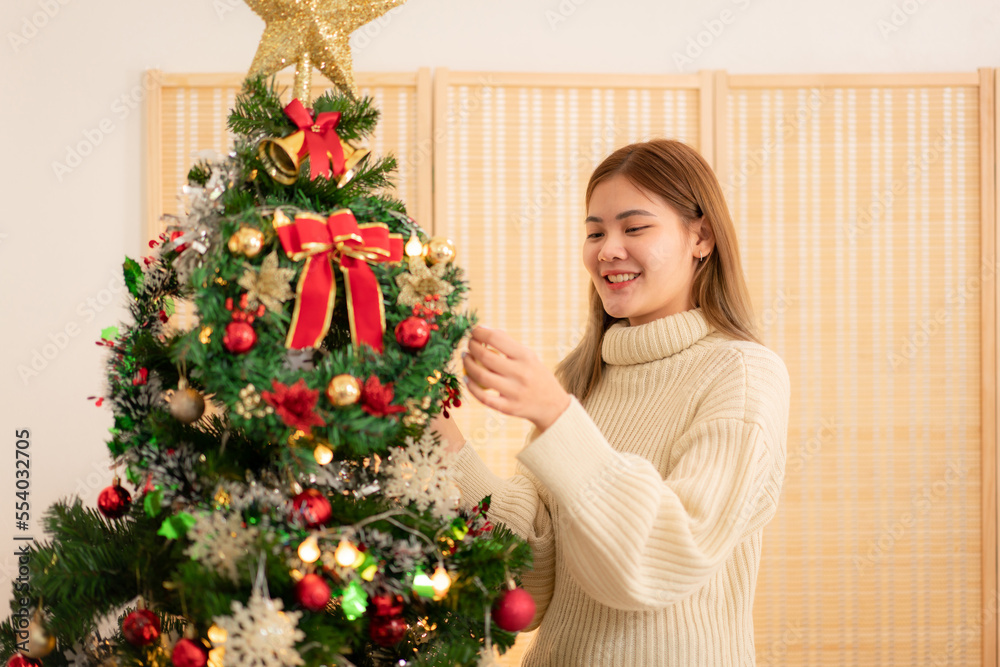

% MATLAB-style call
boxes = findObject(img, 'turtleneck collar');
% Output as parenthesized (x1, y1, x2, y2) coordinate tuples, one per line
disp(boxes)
(601, 308, 713, 366)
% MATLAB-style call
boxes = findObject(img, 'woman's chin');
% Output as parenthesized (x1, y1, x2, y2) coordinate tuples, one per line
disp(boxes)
(601, 303, 632, 321)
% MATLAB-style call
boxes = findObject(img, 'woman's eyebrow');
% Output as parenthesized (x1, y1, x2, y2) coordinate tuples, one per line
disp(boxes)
(584, 209, 656, 223)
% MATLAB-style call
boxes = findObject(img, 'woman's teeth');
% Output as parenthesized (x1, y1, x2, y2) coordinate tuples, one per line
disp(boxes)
(607, 273, 639, 283)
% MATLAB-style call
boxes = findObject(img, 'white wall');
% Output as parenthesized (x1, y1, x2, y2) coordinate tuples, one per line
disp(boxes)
(0, 0, 997, 593)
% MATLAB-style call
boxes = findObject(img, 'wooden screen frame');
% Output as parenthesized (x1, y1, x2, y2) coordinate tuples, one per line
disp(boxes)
(143, 69, 433, 241)
(715, 70, 998, 666)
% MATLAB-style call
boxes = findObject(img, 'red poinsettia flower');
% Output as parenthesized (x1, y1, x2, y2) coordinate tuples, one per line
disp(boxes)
(262, 378, 327, 431)
(361, 376, 406, 418)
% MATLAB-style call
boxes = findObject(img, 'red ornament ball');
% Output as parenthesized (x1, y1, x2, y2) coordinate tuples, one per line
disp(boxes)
(296, 573, 331, 612)
(122, 608, 161, 646)
(370, 614, 408, 647)
(8, 655, 39, 667)
(97, 484, 132, 519)
(492, 587, 536, 633)
(370, 592, 405, 617)
(394, 316, 431, 351)
(290, 489, 332, 528)
(171, 638, 208, 667)
(223, 321, 257, 353)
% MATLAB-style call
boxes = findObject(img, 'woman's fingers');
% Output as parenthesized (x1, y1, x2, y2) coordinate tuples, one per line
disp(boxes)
(463, 352, 518, 397)
(464, 375, 513, 414)
(469, 326, 527, 361)
(466, 337, 519, 376)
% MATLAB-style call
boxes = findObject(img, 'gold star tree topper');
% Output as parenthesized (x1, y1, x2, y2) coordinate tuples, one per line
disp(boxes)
(243, 0, 408, 98)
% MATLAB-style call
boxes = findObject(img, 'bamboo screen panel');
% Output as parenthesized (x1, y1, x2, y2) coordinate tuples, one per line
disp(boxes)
(145, 70, 430, 330)
(720, 73, 992, 666)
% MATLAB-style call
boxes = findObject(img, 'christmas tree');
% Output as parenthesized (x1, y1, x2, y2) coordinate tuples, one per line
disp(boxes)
(0, 2, 534, 666)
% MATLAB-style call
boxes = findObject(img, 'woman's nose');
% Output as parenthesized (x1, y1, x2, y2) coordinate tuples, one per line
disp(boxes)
(598, 236, 627, 262)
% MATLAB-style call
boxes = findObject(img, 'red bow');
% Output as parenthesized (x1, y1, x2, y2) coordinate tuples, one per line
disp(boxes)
(274, 210, 403, 353)
(284, 99, 346, 181)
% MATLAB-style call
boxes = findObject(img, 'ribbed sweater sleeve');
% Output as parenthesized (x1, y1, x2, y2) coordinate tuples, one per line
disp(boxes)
(450, 443, 557, 630)
(516, 397, 782, 612)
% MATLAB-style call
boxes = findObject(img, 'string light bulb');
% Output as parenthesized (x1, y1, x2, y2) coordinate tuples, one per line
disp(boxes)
(431, 566, 452, 599)
(313, 443, 334, 465)
(335, 538, 361, 567)
(413, 569, 434, 598)
(298, 535, 321, 563)
(404, 232, 424, 258)
(207, 624, 227, 645)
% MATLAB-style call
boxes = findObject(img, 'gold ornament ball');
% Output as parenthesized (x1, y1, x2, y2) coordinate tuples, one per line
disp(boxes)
(228, 227, 265, 258)
(424, 237, 456, 265)
(23, 617, 56, 658)
(326, 374, 361, 407)
(170, 387, 206, 424)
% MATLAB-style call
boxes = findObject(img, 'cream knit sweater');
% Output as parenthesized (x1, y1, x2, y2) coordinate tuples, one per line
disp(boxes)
(451, 308, 790, 666)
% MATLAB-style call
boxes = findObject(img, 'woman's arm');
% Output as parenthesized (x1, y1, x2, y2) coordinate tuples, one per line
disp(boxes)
(518, 398, 786, 612)
(430, 412, 466, 455)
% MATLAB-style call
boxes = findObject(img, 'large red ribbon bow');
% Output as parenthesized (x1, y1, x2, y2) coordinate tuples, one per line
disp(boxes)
(274, 210, 403, 353)
(284, 99, 346, 181)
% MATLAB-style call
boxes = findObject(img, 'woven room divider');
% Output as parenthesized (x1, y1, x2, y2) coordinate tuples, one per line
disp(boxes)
(144, 68, 998, 666)
(714, 70, 996, 666)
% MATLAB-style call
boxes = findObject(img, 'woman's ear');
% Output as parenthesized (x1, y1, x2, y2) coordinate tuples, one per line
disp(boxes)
(690, 216, 715, 257)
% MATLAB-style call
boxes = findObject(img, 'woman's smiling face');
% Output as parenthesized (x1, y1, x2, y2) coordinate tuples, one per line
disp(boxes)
(583, 174, 703, 326)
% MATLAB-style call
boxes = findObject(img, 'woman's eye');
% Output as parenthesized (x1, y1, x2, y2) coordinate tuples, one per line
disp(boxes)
(586, 232, 603, 239)
(626, 226, 649, 233)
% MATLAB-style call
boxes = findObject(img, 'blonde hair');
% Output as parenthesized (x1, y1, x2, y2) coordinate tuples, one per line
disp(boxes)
(556, 139, 760, 401)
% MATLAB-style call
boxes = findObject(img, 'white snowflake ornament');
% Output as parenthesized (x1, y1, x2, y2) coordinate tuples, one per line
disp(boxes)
(186, 512, 260, 581)
(62, 642, 89, 667)
(382, 433, 461, 520)
(212, 593, 305, 667)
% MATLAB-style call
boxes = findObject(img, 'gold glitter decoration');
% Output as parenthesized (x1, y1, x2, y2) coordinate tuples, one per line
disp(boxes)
(214, 487, 231, 507)
(243, 0, 409, 98)
(237, 251, 296, 314)
(235, 383, 275, 418)
(427, 369, 442, 384)
(402, 395, 432, 427)
(199, 326, 213, 344)
(395, 255, 454, 308)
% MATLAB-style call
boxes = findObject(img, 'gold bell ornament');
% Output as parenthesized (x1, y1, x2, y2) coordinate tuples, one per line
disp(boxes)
(258, 131, 370, 188)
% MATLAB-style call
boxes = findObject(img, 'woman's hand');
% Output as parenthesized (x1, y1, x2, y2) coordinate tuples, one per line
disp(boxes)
(430, 411, 467, 455)
(462, 326, 571, 432)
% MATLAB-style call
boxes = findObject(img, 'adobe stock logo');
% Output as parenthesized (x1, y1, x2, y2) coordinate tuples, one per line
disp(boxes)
(672, 0, 754, 72)
(7, 0, 73, 53)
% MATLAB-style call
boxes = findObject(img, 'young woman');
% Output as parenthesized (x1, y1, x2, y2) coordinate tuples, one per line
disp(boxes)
(432, 139, 790, 666)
